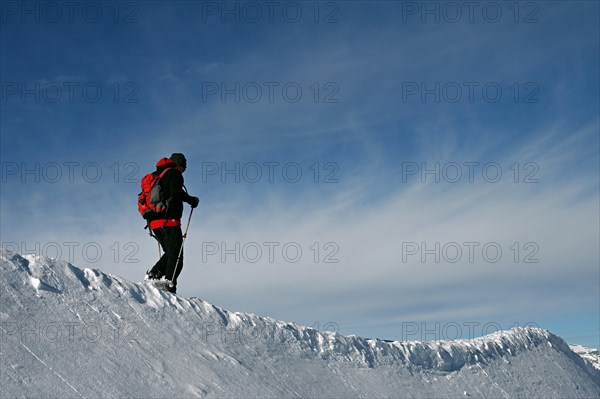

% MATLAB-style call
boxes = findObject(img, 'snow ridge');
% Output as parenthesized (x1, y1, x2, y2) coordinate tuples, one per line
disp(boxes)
(570, 344, 600, 371)
(1, 250, 599, 398)
(1, 250, 568, 371)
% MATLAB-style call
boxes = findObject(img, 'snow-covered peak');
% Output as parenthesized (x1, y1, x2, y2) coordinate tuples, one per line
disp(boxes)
(1, 250, 599, 398)
(570, 344, 600, 371)
(0, 251, 568, 370)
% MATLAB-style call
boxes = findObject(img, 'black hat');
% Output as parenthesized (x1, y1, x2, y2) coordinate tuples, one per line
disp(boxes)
(170, 153, 187, 169)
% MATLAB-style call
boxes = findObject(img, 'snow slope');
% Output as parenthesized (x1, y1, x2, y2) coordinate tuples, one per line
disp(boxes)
(1, 250, 598, 398)
(571, 344, 600, 371)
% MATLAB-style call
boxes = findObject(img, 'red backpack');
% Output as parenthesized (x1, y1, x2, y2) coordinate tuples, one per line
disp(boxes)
(138, 158, 175, 220)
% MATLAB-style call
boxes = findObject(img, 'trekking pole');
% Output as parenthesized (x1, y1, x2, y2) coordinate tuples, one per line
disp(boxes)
(172, 207, 194, 282)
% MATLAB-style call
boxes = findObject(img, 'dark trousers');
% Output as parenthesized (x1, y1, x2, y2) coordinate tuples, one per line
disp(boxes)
(149, 226, 183, 286)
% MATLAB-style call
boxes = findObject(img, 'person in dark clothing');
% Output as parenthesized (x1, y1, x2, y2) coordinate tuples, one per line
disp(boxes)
(145, 153, 199, 293)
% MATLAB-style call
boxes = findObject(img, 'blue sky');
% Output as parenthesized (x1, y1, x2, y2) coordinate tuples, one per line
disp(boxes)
(1, 1, 599, 348)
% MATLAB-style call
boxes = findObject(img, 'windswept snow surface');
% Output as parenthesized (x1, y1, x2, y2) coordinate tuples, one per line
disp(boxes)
(570, 344, 600, 371)
(1, 251, 598, 398)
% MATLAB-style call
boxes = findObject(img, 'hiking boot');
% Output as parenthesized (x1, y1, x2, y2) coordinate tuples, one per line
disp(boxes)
(144, 269, 162, 280)
(161, 279, 176, 293)
(164, 284, 177, 294)
(150, 278, 176, 293)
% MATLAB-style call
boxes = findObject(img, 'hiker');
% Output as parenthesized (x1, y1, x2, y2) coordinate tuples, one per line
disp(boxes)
(143, 153, 199, 293)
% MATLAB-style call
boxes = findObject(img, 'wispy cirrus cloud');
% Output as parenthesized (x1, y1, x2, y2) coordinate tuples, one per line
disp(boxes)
(1, 1, 598, 347)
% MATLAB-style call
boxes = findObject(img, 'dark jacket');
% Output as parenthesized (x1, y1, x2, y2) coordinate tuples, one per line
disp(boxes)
(155, 161, 193, 220)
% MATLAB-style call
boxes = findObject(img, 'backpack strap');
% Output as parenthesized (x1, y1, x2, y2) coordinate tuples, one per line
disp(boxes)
(156, 167, 175, 229)
(154, 167, 175, 200)
(157, 167, 174, 179)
